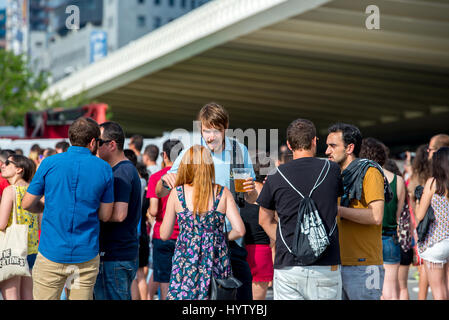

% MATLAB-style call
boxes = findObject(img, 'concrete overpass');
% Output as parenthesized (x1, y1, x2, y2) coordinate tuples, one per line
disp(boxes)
(45, 0, 449, 151)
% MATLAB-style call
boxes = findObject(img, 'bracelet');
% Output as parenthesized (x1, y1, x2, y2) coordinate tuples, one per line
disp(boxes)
(161, 178, 172, 191)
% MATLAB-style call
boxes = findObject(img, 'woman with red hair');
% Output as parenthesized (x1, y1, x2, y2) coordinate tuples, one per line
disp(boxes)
(160, 145, 245, 300)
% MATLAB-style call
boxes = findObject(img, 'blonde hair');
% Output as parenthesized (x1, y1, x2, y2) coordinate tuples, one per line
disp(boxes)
(175, 145, 215, 216)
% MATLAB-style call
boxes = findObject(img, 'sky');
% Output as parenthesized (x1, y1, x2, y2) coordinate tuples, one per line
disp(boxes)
(0, 0, 6, 9)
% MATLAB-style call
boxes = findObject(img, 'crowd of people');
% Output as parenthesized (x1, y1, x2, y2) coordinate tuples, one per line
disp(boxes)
(0, 102, 449, 301)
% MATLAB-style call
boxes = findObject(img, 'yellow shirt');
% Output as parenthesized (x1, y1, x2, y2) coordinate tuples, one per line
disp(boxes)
(338, 167, 385, 266)
(7, 185, 39, 255)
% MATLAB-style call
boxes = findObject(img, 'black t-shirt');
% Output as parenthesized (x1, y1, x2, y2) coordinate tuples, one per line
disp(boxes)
(100, 160, 142, 261)
(257, 157, 343, 268)
(240, 202, 270, 245)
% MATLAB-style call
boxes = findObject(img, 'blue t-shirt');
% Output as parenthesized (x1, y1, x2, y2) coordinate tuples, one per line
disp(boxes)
(169, 136, 255, 246)
(27, 146, 114, 264)
(99, 160, 141, 261)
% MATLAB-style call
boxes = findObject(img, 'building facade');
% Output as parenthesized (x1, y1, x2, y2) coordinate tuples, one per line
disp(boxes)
(5, 0, 29, 55)
(0, 8, 6, 48)
(27, 0, 213, 81)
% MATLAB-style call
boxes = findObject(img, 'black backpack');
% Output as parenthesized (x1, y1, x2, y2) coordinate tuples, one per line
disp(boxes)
(277, 159, 336, 265)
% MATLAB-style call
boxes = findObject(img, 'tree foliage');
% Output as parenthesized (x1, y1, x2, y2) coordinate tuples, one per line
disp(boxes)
(0, 49, 90, 126)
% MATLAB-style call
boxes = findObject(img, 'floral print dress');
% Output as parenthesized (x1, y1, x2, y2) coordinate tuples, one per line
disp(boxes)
(167, 185, 231, 300)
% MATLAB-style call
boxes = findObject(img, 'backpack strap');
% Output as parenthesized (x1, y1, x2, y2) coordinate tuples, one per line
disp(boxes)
(276, 168, 305, 199)
(309, 160, 331, 197)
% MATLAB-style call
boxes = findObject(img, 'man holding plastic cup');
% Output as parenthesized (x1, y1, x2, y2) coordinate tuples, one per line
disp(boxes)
(156, 102, 257, 300)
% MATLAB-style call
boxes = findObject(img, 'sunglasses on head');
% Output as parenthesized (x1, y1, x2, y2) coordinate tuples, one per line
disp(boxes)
(96, 138, 113, 146)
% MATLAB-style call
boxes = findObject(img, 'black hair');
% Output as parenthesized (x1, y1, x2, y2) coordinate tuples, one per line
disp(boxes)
(162, 139, 184, 162)
(432, 147, 449, 198)
(124, 149, 138, 166)
(55, 141, 70, 152)
(100, 121, 125, 151)
(144, 144, 159, 162)
(136, 162, 149, 182)
(328, 122, 362, 157)
(9, 154, 36, 183)
(384, 159, 402, 177)
(130, 135, 144, 152)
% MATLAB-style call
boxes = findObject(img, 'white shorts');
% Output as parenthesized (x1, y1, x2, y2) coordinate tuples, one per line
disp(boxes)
(420, 238, 449, 265)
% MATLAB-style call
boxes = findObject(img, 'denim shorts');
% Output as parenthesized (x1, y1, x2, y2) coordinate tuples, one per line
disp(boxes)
(152, 238, 176, 283)
(382, 235, 401, 264)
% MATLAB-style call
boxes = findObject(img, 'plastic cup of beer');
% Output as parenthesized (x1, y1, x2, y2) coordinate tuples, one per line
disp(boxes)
(232, 168, 252, 192)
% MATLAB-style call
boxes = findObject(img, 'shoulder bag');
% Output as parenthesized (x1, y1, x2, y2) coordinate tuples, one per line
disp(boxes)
(0, 186, 31, 282)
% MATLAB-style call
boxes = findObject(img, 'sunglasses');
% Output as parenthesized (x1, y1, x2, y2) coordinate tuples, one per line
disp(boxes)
(96, 138, 113, 146)
(4, 159, 17, 166)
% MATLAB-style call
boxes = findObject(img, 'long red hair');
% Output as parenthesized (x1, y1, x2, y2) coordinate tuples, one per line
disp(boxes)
(175, 145, 215, 216)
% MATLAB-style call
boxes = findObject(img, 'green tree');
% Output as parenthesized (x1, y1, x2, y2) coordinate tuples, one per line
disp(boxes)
(0, 50, 91, 127)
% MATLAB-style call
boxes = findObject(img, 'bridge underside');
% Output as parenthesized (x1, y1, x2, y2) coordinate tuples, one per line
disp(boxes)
(53, 0, 449, 152)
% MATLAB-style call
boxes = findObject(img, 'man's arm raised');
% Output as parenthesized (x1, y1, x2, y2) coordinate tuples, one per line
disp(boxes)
(155, 173, 177, 198)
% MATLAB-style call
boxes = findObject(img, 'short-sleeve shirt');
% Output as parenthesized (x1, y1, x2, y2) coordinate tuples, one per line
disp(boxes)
(169, 136, 255, 247)
(257, 157, 343, 268)
(27, 146, 114, 264)
(99, 160, 141, 261)
(338, 167, 385, 266)
(147, 166, 179, 240)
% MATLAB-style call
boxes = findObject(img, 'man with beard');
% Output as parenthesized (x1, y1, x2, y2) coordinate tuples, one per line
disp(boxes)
(325, 123, 389, 300)
(23, 117, 114, 300)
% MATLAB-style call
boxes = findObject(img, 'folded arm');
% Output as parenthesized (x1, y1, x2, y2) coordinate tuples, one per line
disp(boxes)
(22, 192, 45, 214)
(338, 199, 384, 225)
(107, 202, 129, 222)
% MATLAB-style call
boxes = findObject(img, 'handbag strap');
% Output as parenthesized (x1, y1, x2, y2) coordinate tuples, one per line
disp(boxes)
(12, 185, 18, 225)
(211, 185, 233, 276)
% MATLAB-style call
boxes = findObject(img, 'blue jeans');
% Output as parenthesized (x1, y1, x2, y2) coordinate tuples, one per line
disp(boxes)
(94, 259, 138, 300)
(152, 238, 176, 283)
(341, 265, 385, 300)
(273, 265, 342, 300)
(382, 235, 401, 264)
